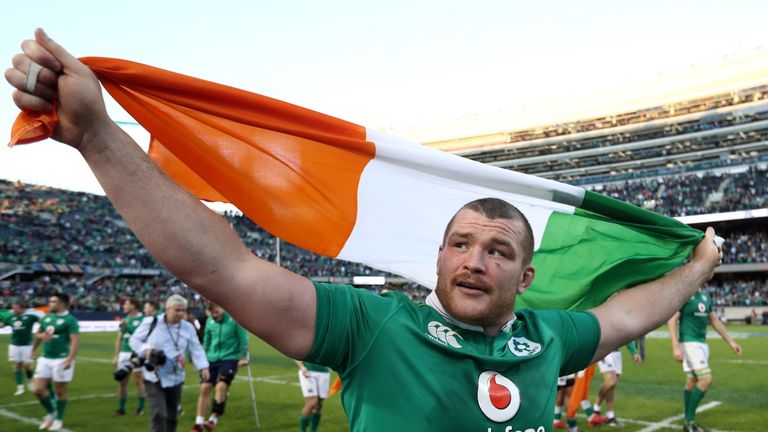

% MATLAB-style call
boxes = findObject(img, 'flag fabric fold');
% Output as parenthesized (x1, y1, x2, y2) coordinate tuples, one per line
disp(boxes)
(9, 57, 704, 310)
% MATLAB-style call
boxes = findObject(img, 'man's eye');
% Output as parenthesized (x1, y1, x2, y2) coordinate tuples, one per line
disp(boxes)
(454, 242, 468, 249)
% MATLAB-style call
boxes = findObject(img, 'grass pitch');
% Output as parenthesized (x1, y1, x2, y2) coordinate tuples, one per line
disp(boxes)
(0, 325, 765, 431)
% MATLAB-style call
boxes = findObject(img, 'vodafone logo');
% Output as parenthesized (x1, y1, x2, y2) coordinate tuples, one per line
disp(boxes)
(477, 371, 521, 422)
(697, 303, 706, 313)
(426, 321, 463, 349)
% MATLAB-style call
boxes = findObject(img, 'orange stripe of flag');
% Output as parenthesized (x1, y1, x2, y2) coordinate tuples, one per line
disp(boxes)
(11, 57, 376, 257)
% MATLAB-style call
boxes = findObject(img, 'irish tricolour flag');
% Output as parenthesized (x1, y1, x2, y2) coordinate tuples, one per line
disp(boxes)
(11, 58, 703, 310)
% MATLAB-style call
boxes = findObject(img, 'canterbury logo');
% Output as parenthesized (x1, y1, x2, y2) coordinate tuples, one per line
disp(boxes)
(427, 321, 463, 349)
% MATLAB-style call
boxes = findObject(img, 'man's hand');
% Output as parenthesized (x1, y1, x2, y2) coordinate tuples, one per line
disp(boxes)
(200, 368, 210, 382)
(672, 347, 683, 362)
(632, 354, 642, 363)
(5, 28, 111, 149)
(730, 341, 743, 356)
(61, 358, 73, 370)
(691, 227, 723, 282)
(238, 357, 249, 367)
(300, 366, 310, 378)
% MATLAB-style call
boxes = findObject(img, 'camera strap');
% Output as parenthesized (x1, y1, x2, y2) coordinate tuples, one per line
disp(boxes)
(143, 316, 159, 342)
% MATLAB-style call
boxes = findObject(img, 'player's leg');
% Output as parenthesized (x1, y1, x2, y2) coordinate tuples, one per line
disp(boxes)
(135, 371, 147, 415)
(33, 358, 56, 429)
(193, 382, 214, 431)
(300, 396, 318, 432)
(682, 342, 712, 430)
(554, 380, 567, 429)
(12, 360, 25, 395)
(115, 375, 130, 416)
(309, 372, 329, 432)
(205, 361, 238, 430)
(49, 360, 74, 431)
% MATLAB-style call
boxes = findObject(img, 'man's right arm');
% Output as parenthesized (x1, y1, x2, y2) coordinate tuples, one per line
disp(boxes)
(7, 29, 315, 359)
(667, 312, 683, 362)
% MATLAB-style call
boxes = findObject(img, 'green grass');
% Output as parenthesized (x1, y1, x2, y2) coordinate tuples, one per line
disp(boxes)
(1, 325, 766, 431)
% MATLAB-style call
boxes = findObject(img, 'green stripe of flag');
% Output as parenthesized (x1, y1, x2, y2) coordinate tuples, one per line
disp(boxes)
(517, 191, 703, 311)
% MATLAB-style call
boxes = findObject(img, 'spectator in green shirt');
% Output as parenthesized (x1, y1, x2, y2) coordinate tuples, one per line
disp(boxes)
(191, 303, 248, 432)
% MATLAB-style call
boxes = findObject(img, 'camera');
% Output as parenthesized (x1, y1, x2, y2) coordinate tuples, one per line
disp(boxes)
(113, 350, 167, 381)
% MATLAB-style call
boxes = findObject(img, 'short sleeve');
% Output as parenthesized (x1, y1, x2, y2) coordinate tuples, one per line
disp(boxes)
(304, 283, 402, 373)
(539, 310, 600, 376)
(70, 318, 80, 334)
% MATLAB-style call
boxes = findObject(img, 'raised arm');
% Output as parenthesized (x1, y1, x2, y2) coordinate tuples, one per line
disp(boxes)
(708, 311, 742, 356)
(6, 29, 315, 359)
(589, 227, 721, 363)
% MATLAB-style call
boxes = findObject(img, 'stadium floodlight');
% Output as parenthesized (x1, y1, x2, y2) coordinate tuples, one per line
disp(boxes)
(246, 352, 261, 428)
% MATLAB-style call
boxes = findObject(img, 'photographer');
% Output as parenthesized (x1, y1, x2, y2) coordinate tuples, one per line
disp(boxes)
(130, 295, 209, 432)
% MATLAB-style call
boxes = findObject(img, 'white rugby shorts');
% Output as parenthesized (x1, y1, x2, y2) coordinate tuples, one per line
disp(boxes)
(681, 342, 710, 376)
(298, 370, 330, 399)
(34, 357, 75, 382)
(597, 350, 623, 375)
(8, 345, 33, 363)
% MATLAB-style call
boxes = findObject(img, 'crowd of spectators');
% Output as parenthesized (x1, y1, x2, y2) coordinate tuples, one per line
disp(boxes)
(1, 160, 766, 311)
(597, 165, 768, 217)
(705, 278, 768, 307)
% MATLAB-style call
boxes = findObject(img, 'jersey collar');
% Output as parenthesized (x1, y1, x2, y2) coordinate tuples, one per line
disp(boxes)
(425, 291, 516, 334)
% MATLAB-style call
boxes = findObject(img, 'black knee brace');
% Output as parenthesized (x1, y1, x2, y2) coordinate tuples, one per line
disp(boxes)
(212, 401, 226, 416)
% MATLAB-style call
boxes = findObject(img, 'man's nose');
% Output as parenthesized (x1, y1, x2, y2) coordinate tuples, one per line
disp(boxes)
(463, 248, 486, 273)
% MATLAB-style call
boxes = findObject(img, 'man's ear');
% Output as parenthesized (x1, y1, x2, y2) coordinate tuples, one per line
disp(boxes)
(436, 244, 444, 276)
(517, 266, 536, 295)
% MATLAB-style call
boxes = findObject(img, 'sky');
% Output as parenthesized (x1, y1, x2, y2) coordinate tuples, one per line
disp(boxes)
(1, 0, 767, 195)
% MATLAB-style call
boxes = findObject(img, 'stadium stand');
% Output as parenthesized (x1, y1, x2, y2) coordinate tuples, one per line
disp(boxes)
(2, 71, 767, 313)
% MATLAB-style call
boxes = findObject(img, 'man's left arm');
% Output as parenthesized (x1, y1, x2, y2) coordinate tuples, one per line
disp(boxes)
(709, 311, 742, 355)
(188, 325, 210, 375)
(589, 227, 722, 363)
(63, 333, 79, 370)
(236, 324, 249, 365)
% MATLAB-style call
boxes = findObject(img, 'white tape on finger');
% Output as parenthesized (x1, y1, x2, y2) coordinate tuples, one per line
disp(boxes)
(25, 61, 42, 93)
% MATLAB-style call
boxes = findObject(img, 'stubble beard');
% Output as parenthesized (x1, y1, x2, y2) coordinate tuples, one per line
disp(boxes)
(435, 277, 516, 328)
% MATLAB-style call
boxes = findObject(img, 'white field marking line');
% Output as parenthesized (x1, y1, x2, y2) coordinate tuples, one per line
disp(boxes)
(0, 392, 115, 409)
(0, 408, 74, 432)
(636, 401, 724, 432)
(716, 358, 768, 365)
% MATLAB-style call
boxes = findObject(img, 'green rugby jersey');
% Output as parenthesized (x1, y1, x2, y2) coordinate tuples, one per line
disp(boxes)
(303, 361, 330, 373)
(678, 291, 712, 343)
(3, 313, 39, 346)
(305, 283, 600, 432)
(40, 312, 80, 359)
(120, 313, 144, 353)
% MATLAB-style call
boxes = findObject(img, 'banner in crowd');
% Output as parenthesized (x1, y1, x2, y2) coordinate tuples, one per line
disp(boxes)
(11, 58, 704, 310)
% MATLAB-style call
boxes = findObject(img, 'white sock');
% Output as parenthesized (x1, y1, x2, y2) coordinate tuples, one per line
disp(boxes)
(606, 410, 615, 419)
(208, 415, 218, 424)
(580, 399, 592, 410)
(554, 405, 562, 415)
(593, 403, 600, 412)
(195, 416, 205, 425)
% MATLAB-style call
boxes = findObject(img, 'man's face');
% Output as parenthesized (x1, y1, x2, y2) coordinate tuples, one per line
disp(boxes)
(165, 305, 186, 324)
(122, 300, 136, 314)
(11, 304, 23, 315)
(48, 296, 64, 313)
(210, 306, 224, 321)
(435, 209, 535, 328)
(144, 303, 156, 316)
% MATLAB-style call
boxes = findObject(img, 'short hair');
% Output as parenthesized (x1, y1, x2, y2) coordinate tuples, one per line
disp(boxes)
(144, 300, 160, 310)
(442, 198, 535, 265)
(123, 297, 140, 309)
(165, 294, 188, 310)
(11, 300, 25, 308)
(206, 302, 222, 312)
(51, 292, 70, 306)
